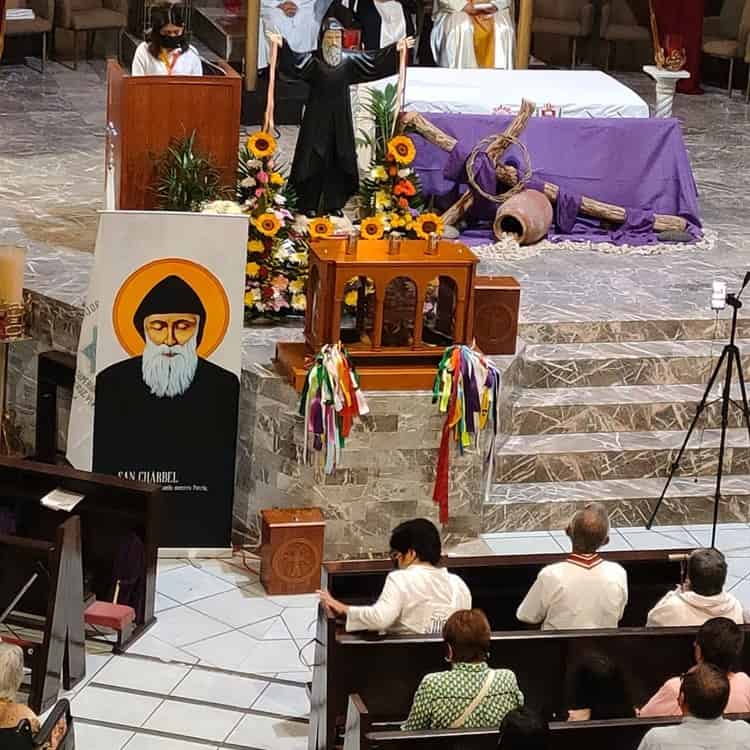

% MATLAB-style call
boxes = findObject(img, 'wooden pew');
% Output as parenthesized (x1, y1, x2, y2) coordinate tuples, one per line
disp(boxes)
(343, 696, 750, 750)
(0, 517, 85, 713)
(0, 457, 160, 629)
(311, 549, 692, 750)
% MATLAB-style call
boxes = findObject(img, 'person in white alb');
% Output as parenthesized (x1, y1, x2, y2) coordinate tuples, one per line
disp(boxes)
(646, 547, 744, 627)
(318, 518, 471, 634)
(637, 663, 750, 750)
(131, 4, 203, 77)
(257, 0, 325, 69)
(516, 503, 628, 630)
(431, 0, 514, 69)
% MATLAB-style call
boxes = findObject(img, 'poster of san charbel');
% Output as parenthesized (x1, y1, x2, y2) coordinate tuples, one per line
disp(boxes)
(67, 211, 247, 549)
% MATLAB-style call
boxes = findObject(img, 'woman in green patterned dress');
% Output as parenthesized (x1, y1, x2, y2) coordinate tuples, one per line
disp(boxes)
(402, 609, 524, 731)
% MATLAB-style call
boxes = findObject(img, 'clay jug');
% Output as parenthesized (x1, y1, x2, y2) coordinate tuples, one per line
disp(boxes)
(493, 189, 553, 245)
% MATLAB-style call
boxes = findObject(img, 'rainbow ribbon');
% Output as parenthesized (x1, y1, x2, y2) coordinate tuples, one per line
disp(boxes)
(299, 343, 370, 474)
(432, 345, 500, 523)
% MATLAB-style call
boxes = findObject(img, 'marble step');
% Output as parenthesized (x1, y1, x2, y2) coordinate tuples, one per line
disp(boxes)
(511, 383, 747, 435)
(520, 339, 750, 389)
(484, 476, 750, 531)
(495, 427, 750, 484)
(520, 317, 750, 346)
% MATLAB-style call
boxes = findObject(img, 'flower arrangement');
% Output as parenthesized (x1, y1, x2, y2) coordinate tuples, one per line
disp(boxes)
(238, 131, 309, 320)
(357, 85, 444, 241)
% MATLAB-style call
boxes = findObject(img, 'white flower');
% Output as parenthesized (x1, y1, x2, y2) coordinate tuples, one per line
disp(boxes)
(398, 168, 411, 178)
(201, 200, 245, 215)
(240, 176, 256, 188)
(246, 158, 262, 169)
(274, 193, 287, 205)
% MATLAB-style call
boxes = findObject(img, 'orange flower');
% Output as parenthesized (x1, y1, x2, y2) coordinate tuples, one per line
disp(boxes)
(309, 216, 334, 239)
(398, 197, 409, 209)
(393, 179, 416, 197)
(388, 165, 398, 177)
(387, 135, 417, 165)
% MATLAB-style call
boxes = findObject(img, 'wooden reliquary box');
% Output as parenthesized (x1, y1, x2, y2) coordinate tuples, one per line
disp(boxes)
(304, 237, 478, 358)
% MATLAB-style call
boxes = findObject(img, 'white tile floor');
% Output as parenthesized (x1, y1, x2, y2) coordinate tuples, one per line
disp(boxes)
(62, 523, 750, 748)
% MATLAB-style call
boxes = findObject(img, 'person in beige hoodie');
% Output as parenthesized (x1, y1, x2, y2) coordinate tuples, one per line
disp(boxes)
(646, 548, 744, 627)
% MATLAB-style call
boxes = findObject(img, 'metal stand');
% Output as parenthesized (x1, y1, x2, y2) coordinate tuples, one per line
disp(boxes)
(647, 278, 750, 548)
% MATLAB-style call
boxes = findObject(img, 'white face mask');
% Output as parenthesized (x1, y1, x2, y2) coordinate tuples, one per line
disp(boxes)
(322, 31, 342, 66)
(141, 334, 199, 398)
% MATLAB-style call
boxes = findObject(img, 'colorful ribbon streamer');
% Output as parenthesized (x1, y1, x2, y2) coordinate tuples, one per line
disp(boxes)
(299, 343, 370, 474)
(432, 345, 500, 523)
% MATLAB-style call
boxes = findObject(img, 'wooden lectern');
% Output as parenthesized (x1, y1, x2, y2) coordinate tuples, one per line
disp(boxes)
(105, 59, 242, 210)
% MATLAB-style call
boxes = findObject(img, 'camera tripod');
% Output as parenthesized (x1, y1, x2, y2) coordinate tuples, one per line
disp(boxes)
(647, 274, 750, 548)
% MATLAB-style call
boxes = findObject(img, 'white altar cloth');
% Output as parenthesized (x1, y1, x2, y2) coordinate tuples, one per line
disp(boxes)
(356, 68, 650, 120)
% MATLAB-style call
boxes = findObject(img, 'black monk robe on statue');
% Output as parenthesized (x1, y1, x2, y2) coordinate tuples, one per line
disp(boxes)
(266, 24, 414, 216)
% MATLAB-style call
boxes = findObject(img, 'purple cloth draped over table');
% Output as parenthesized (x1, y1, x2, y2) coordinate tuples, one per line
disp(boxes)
(410, 113, 702, 245)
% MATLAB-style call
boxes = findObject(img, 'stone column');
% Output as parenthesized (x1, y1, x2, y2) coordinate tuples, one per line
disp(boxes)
(643, 65, 691, 118)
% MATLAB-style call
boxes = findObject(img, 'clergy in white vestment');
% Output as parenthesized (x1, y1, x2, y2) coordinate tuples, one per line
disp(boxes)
(318, 519, 471, 635)
(258, 0, 324, 67)
(516, 503, 628, 630)
(431, 0, 514, 69)
(646, 548, 744, 627)
(326, 0, 415, 49)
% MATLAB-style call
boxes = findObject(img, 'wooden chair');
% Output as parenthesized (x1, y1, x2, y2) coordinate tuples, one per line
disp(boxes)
(531, 0, 594, 69)
(53, 0, 126, 69)
(4, 0, 53, 71)
(702, 0, 750, 97)
(600, 0, 650, 71)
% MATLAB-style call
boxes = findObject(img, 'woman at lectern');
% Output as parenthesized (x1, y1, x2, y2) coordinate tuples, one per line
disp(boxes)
(132, 4, 203, 77)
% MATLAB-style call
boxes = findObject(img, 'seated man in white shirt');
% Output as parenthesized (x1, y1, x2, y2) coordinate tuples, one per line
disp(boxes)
(318, 518, 471, 634)
(637, 663, 750, 750)
(431, 0, 514, 69)
(647, 548, 744, 627)
(516, 503, 628, 630)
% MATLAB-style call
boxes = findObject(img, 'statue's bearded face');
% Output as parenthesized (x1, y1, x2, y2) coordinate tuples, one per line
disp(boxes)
(141, 313, 200, 398)
(322, 29, 342, 66)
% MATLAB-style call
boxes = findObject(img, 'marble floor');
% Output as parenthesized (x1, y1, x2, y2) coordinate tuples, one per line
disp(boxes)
(25, 524, 748, 749)
(1, 59, 750, 325)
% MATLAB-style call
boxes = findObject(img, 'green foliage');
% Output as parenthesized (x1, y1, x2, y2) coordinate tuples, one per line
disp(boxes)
(155, 131, 228, 212)
(355, 83, 399, 162)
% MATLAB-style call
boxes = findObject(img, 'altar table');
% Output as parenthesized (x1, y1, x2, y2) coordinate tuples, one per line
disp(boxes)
(410, 112, 702, 245)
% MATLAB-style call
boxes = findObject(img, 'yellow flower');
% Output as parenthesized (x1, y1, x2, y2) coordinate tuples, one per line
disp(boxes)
(246, 262, 260, 277)
(309, 216, 334, 239)
(344, 290, 358, 307)
(292, 293, 307, 311)
(289, 278, 305, 293)
(290, 252, 308, 265)
(246, 131, 276, 158)
(387, 135, 416, 165)
(254, 212, 281, 237)
(413, 212, 444, 240)
(270, 172, 284, 186)
(360, 215, 385, 240)
(389, 212, 403, 228)
(374, 190, 392, 211)
(244, 289, 261, 305)
(247, 240, 264, 252)
(370, 165, 388, 181)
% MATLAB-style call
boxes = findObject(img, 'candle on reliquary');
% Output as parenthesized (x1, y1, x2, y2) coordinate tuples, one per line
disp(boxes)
(0, 246, 25, 306)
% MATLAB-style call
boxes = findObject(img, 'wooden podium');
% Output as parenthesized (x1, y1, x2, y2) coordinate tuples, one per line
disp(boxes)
(105, 59, 242, 210)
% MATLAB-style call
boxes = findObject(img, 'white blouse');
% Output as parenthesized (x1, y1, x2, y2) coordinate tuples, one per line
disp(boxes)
(131, 41, 203, 76)
(345, 564, 472, 635)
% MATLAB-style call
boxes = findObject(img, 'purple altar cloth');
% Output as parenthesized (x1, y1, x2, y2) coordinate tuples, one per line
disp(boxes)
(410, 114, 702, 245)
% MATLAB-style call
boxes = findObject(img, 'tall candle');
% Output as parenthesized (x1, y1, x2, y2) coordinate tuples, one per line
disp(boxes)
(0, 246, 25, 305)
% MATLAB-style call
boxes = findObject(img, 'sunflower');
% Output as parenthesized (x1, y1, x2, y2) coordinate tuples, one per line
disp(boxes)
(254, 212, 281, 237)
(413, 212, 444, 240)
(246, 131, 277, 159)
(309, 216, 334, 239)
(387, 135, 417, 165)
(360, 215, 384, 240)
